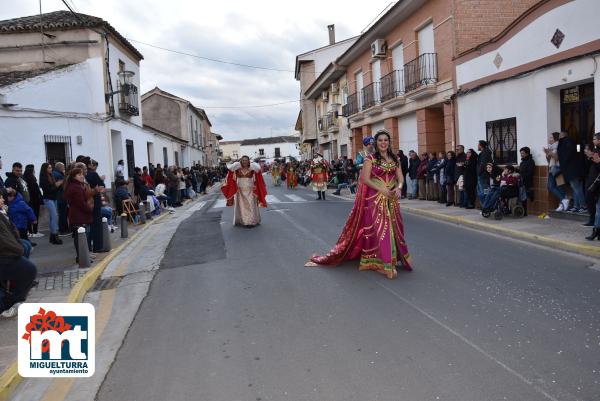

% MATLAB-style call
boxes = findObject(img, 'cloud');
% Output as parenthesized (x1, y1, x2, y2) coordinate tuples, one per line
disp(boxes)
(0, 0, 393, 140)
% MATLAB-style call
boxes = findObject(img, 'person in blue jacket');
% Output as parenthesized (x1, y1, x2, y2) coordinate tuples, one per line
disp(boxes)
(6, 189, 37, 242)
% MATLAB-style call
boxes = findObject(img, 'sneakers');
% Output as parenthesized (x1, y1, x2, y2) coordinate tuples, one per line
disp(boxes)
(30, 233, 44, 238)
(1, 303, 20, 318)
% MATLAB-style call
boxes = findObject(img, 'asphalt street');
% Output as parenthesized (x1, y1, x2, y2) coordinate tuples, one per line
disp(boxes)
(97, 179, 600, 401)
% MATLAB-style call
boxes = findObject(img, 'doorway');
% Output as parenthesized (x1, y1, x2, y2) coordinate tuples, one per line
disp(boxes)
(125, 139, 135, 178)
(561, 82, 595, 148)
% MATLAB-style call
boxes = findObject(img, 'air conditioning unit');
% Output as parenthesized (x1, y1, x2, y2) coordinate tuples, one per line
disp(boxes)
(371, 39, 387, 58)
(330, 83, 339, 94)
(322, 91, 329, 101)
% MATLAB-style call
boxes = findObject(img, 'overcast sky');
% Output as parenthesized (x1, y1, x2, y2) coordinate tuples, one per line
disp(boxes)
(1, 0, 394, 140)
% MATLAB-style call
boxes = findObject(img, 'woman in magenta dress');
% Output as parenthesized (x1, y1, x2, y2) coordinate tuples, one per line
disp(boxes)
(307, 130, 412, 279)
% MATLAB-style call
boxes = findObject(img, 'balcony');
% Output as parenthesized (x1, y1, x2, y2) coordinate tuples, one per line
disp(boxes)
(361, 82, 381, 110)
(118, 82, 139, 116)
(403, 53, 437, 99)
(343, 92, 360, 117)
(380, 69, 406, 108)
(326, 112, 339, 133)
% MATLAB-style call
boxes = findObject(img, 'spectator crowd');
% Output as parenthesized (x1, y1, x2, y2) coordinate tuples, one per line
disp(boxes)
(0, 153, 224, 318)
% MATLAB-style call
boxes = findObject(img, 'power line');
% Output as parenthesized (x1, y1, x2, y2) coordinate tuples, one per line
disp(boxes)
(128, 38, 297, 73)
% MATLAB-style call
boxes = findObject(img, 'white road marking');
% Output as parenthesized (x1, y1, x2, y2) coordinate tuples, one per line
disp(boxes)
(266, 195, 281, 203)
(283, 194, 306, 202)
(213, 199, 227, 209)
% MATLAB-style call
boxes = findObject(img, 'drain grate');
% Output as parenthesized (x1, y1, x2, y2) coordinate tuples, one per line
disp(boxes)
(91, 276, 123, 291)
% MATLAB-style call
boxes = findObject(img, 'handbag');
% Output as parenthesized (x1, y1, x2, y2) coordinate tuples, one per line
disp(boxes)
(555, 173, 565, 187)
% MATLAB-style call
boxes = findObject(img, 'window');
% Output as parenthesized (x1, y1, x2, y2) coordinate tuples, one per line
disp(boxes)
(163, 147, 168, 167)
(174, 151, 179, 167)
(125, 139, 135, 177)
(190, 116, 194, 145)
(44, 135, 72, 165)
(274, 147, 281, 158)
(259, 149, 265, 156)
(486, 117, 517, 164)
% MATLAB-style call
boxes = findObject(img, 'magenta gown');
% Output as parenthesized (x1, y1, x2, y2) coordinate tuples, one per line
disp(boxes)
(310, 155, 412, 278)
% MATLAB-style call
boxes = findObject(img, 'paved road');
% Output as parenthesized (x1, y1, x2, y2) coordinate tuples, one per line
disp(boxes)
(97, 180, 600, 401)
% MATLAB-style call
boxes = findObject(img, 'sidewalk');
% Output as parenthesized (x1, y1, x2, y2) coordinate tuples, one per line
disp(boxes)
(327, 188, 600, 259)
(0, 188, 216, 401)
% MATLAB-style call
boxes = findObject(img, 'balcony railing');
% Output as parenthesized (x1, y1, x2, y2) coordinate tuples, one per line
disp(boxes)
(344, 92, 359, 117)
(404, 53, 437, 93)
(380, 69, 405, 102)
(118, 82, 139, 116)
(361, 82, 380, 110)
(326, 112, 338, 132)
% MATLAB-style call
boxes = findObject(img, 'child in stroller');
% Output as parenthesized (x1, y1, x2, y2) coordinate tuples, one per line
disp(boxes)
(482, 164, 525, 219)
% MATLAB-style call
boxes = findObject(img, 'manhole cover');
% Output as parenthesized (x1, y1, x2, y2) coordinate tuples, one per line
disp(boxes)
(91, 276, 123, 291)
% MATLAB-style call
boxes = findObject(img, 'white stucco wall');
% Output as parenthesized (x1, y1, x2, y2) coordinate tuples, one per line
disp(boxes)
(240, 142, 300, 160)
(456, 0, 600, 87)
(1, 59, 105, 113)
(398, 113, 418, 153)
(458, 56, 600, 165)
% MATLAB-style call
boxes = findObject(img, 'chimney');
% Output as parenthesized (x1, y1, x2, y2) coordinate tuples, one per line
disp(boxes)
(328, 24, 335, 45)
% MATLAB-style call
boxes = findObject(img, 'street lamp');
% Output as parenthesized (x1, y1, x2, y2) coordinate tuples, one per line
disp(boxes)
(105, 70, 135, 101)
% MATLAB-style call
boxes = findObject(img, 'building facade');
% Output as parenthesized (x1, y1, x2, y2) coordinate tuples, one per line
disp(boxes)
(141, 87, 214, 167)
(455, 0, 600, 213)
(295, 28, 358, 160)
(239, 136, 300, 161)
(219, 140, 242, 162)
(297, 0, 540, 161)
(0, 11, 155, 185)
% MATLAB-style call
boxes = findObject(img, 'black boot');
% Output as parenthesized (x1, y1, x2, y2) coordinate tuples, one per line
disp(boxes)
(316, 191, 322, 200)
(585, 228, 600, 241)
(52, 234, 63, 245)
(322, 191, 326, 200)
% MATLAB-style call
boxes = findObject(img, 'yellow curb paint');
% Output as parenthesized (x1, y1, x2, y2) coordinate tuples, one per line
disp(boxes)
(0, 363, 20, 401)
(0, 211, 171, 401)
(39, 230, 158, 401)
(402, 206, 600, 258)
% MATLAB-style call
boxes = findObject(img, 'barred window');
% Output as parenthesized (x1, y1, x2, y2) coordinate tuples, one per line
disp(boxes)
(486, 117, 517, 165)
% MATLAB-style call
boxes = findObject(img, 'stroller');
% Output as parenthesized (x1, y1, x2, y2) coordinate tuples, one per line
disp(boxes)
(482, 182, 526, 220)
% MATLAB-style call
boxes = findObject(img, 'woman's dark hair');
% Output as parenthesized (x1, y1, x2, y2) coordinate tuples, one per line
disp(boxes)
(505, 164, 515, 172)
(39, 162, 55, 185)
(373, 130, 398, 163)
(551, 132, 560, 141)
(24, 164, 35, 178)
(519, 146, 531, 155)
(447, 151, 456, 159)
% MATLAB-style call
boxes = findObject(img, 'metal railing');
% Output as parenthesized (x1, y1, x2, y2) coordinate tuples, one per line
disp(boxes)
(317, 117, 325, 132)
(326, 112, 337, 128)
(404, 53, 437, 92)
(345, 92, 359, 116)
(361, 82, 380, 110)
(118, 82, 140, 116)
(380, 69, 405, 102)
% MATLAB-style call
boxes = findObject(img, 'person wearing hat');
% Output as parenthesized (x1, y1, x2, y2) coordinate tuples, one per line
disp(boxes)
(310, 153, 329, 200)
(356, 136, 375, 171)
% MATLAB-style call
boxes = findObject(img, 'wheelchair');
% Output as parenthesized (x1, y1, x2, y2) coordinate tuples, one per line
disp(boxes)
(481, 185, 526, 220)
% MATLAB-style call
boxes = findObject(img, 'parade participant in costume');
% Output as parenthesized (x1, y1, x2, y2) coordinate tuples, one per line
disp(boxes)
(221, 156, 268, 227)
(355, 136, 375, 170)
(286, 162, 298, 189)
(310, 154, 329, 200)
(271, 162, 282, 187)
(306, 129, 412, 279)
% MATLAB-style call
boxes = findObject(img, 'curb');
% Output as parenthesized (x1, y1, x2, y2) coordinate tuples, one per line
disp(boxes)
(0, 209, 172, 401)
(402, 206, 600, 259)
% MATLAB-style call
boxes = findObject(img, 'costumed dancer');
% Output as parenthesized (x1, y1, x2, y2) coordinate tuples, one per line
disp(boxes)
(221, 156, 268, 227)
(355, 136, 375, 171)
(271, 162, 281, 187)
(306, 130, 412, 279)
(286, 162, 298, 189)
(310, 154, 329, 200)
